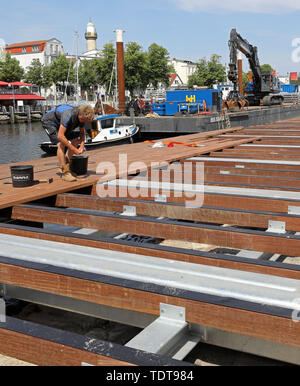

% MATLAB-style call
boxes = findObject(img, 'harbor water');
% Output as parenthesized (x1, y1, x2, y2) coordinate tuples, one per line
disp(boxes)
(0, 121, 48, 164)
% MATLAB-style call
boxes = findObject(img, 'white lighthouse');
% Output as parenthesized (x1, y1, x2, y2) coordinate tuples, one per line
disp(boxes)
(85, 20, 98, 52)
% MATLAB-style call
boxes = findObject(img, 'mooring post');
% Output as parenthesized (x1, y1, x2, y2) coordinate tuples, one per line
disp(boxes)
(9, 106, 14, 124)
(26, 105, 31, 123)
(115, 29, 126, 113)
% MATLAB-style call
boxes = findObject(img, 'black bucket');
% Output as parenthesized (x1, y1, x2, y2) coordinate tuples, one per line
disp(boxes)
(10, 165, 34, 188)
(70, 155, 88, 176)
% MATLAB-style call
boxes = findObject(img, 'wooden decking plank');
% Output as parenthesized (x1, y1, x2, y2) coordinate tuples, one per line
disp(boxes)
(11, 204, 300, 257)
(55, 193, 300, 232)
(128, 169, 300, 190)
(0, 135, 260, 210)
(91, 185, 300, 213)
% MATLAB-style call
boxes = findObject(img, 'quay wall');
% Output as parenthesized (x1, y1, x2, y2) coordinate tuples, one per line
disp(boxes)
(2, 104, 300, 131)
(118, 105, 300, 135)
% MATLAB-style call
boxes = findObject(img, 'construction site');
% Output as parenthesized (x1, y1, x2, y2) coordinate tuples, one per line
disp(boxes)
(1, 114, 300, 367)
(1, 24, 300, 370)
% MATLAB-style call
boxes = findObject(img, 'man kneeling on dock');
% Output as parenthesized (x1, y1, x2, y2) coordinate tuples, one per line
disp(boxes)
(41, 105, 94, 181)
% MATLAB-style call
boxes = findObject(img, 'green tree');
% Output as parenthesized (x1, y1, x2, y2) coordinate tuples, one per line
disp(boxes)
(0, 53, 24, 82)
(94, 43, 116, 94)
(50, 54, 75, 86)
(260, 64, 274, 73)
(147, 43, 172, 88)
(187, 54, 226, 88)
(78, 59, 97, 91)
(24, 59, 44, 91)
(25, 59, 53, 92)
(124, 42, 149, 97)
(41, 65, 53, 90)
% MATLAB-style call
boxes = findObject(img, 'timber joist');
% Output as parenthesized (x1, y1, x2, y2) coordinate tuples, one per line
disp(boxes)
(2, 118, 300, 365)
(54, 193, 300, 234)
(9, 202, 300, 257)
(126, 171, 300, 191)
(1, 234, 300, 353)
(0, 316, 189, 367)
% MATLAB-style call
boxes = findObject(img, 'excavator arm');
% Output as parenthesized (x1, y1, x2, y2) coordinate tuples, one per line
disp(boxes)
(228, 28, 262, 94)
(227, 28, 283, 107)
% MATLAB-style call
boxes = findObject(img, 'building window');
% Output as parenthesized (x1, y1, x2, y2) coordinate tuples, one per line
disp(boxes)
(22, 47, 26, 53)
(33, 45, 39, 52)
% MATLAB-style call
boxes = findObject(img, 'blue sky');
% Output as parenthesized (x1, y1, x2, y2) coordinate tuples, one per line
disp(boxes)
(2, 0, 300, 75)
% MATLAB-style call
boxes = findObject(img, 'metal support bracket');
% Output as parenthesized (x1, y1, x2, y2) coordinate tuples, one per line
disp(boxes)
(121, 205, 136, 217)
(267, 220, 286, 234)
(155, 194, 167, 203)
(0, 285, 6, 323)
(125, 303, 200, 360)
(288, 206, 300, 215)
(0, 284, 5, 297)
(0, 298, 5, 323)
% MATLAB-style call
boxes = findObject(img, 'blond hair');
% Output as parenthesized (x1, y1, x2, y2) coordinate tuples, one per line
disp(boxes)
(78, 105, 95, 121)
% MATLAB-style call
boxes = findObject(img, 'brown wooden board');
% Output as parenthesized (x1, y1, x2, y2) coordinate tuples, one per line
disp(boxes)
(182, 159, 300, 171)
(1, 223, 300, 280)
(127, 171, 300, 190)
(0, 260, 299, 348)
(203, 166, 300, 178)
(56, 193, 300, 232)
(0, 317, 189, 366)
(0, 135, 260, 210)
(91, 185, 300, 213)
(11, 205, 300, 257)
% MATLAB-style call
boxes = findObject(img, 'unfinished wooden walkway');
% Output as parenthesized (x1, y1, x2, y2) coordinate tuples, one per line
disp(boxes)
(1, 120, 300, 366)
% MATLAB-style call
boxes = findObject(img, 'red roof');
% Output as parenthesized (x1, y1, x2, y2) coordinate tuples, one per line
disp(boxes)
(5, 40, 47, 54)
(5, 40, 47, 48)
(9, 82, 34, 87)
(169, 74, 177, 86)
(0, 81, 8, 86)
(0, 94, 45, 101)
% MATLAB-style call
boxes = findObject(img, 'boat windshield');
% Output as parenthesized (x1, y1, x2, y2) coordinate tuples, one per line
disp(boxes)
(100, 118, 114, 129)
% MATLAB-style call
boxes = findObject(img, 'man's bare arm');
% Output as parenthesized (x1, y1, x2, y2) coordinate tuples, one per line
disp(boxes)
(57, 125, 81, 154)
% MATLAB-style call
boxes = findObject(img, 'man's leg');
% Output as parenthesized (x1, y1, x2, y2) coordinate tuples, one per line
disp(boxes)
(57, 142, 66, 168)
(57, 141, 77, 182)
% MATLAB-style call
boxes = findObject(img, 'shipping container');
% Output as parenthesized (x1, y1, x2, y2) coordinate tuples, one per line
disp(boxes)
(151, 89, 222, 116)
(280, 84, 299, 93)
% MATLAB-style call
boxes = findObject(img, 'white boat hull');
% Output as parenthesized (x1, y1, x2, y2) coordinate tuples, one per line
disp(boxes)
(40, 115, 140, 156)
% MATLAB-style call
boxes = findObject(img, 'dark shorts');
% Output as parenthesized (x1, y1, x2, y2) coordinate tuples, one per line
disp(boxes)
(42, 120, 80, 145)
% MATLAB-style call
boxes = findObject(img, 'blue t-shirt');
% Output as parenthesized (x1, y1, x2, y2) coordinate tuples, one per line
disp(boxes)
(42, 105, 84, 135)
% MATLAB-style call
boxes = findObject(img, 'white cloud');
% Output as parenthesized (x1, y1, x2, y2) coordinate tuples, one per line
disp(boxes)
(172, 0, 300, 14)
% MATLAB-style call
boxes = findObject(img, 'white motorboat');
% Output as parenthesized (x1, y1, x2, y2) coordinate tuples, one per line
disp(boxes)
(40, 114, 140, 155)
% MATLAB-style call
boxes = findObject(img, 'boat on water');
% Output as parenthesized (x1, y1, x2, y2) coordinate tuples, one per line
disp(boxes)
(39, 114, 140, 156)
